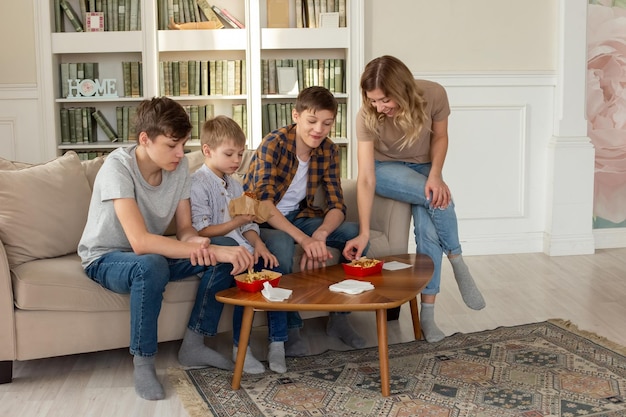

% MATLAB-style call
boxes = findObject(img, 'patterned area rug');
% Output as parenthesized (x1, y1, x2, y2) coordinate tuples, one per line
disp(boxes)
(169, 320, 626, 417)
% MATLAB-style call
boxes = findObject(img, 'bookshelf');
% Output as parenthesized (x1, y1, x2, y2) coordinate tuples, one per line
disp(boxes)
(39, 0, 363, 177)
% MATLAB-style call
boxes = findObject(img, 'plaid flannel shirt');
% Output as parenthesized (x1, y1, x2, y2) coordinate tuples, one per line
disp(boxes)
(243, 124, 345, 218)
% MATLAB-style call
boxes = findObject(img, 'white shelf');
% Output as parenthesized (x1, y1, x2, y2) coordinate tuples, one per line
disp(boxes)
(51, 32, 143, 54)
(261, 28, 349, 49)
(58, 142, 127, 150)
(158, 29, 247, 51)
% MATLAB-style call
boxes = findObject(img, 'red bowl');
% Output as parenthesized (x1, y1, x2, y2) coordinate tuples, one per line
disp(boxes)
(234, 271, 282, 292)
(342, 260, 384, 277)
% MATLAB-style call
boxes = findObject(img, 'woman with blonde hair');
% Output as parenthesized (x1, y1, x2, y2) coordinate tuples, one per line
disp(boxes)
(344, 55, 485, 342)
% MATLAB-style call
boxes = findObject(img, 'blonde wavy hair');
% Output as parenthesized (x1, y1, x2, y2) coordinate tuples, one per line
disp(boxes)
(360, 55, 428, 150)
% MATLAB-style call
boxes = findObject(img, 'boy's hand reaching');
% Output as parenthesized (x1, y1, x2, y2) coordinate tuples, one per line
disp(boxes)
(253, 241, 279, 269)
(299, 236, 332, 270)
(210, 245, 255, 275)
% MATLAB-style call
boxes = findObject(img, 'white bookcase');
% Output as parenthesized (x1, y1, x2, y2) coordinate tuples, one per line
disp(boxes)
(38, 0, 363, 177)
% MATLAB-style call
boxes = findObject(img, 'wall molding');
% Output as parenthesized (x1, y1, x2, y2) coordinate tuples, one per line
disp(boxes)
(0, 84, 38, 100)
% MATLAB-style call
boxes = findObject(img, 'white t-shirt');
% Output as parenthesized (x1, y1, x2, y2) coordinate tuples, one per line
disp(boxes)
(276, 157, 309, 215)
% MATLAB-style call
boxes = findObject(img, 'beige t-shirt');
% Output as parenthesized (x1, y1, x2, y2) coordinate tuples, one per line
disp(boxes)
(356, 79, 450, 164)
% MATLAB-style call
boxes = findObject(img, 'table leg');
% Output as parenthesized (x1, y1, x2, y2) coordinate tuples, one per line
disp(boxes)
(409, 297, 421, 340)
(375, 308, 390, 397)
(231, 306, 255, 390)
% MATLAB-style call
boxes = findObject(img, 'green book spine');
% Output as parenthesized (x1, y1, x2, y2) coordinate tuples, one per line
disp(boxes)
(88, 107, 97, 142)
(124, 0, 131, 30)
(138, 61, 143, 96)
(128, 106, 137, 141)
(122, 106, 129, 141)
(130, 61, 140, 97)
(200, 60, 208, 96)
(209, 60, 216, 95)
(215, 60, 223, 95)
(60, 108, 71, 143)
(261, 59, 269, 95)
(205, 104, 214, 120)
(227, 60, 236, 96)
(172, 61, 180, 96)
(92, 109, 118, 141)
(60, 0, 84, 32)
(190, 105, 199, 140)
(340, 102, 347, 138)
(54, 0, 65, 32)
(122, 61, 131, 97)
(267, 103, 277, 132)
(334, 59, 343, 93)
(73, 108, 82, 143)
(116, 106, 123, 140)
(261, 104, 269, 136)
(81, 107, 89, 142)
(164, 61, 171, 95)
(130, 0, 139, 30)
(159, 61, 165, 96)
(241, 59, 246, 95)
(60, 63, 70, 98)
(179, 60, 189, 96)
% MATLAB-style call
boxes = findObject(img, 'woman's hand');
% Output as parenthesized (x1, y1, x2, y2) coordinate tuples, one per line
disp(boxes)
(425, 175, 451, 209)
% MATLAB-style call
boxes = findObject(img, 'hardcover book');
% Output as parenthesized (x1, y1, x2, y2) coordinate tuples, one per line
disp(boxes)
(92, 109, 118, 142)
(60, 0, 85, 32)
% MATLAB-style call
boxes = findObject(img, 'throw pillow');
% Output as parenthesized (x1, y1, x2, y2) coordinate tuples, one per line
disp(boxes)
(0, 151, 92, 268)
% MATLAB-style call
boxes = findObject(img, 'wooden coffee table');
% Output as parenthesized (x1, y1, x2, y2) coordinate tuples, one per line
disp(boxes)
(215, 253, 433, 397)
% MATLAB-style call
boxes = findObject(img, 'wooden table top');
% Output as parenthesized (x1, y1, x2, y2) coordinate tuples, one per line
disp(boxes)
(216, 253, 433, 312)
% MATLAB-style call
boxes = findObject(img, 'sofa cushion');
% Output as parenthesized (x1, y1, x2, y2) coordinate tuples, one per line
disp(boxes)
(0, 151, 92, 268)
(12, 254, 201, 311)
(82, 155, 106, 190)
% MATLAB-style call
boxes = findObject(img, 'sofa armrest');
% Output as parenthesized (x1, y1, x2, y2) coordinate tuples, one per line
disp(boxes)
(0, 238, 16, 361)
(342, 179, 412, 257)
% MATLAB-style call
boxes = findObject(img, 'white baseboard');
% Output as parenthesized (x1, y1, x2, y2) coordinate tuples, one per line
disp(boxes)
(594, 228, 626, 249)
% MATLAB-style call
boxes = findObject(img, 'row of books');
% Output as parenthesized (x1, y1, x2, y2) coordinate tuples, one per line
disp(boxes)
(121, 61, 144, 98)
(185, 104, 216, 140)
(262, 102, 347, 139)
(159, 60, 246, 97)
(60, 107, 137, 144)
(157, 0, 244, 30)
(59, 62, 99, 98)
(262, 58, 344, 95)
(295, 0, 347, 28)
(54, 0, 141, 32)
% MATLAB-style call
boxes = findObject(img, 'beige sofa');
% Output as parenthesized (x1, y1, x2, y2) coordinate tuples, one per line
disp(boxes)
(0, 149, 411, 384)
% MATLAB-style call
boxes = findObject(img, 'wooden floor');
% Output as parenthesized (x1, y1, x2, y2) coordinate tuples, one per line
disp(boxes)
(1, 248, 625, 417)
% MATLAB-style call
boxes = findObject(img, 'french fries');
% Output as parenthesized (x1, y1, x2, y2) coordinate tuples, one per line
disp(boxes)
(236, 269, 281, 283)
(347, 257, 381, 268)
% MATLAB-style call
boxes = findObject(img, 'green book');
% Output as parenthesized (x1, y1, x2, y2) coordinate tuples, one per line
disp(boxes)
(261, 104, 269, 135)
(179, 60, 189, 96)
(60, 63, 70, 98)
(60, 108, 71, 143)
(128, 106, 138, 141)
(122, 61, 131, 97)
(88, 106, 97, 142)
(267, 103, 277, 132)
(334, 59, 343, 93)
(116, 106, 123, 140)
(129, 0, 140, 31)
(205, 104, 214, 120)
(190, 105, 199, 140)
(81, 107, 90, 143)
(73, 108, 83, 143)
(60, 0, 84, 32)
(200, 60, 208, 96)
(172, 61, 180, 96)
(54, 0, 65, 32)
(92, 109, 118, 142)
(122, 106, 129, 142)
(130, 61, 140, 97)
(215, 60, 223, 95)
(209, 60, 216, 95)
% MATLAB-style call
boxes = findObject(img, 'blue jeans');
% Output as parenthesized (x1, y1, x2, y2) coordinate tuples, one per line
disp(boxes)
(260, 212, 366, 329)
(375, 160, 463, 295)
(84, 237, 262, 356)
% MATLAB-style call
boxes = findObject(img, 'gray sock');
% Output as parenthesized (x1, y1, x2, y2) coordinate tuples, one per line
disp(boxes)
(420, 303, 445, 343)
(267, 341, 287, 374)
(133, 355, 165, 401)
(326, 313, 366, 348)
(449, 255, 485, 310)
(285, 328, 310, 357)
(232, 345, 265, 374)
(178, 328, 233, 370)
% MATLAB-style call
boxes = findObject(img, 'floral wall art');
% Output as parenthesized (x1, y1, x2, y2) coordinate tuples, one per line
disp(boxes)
(587, 0, 626, 228)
